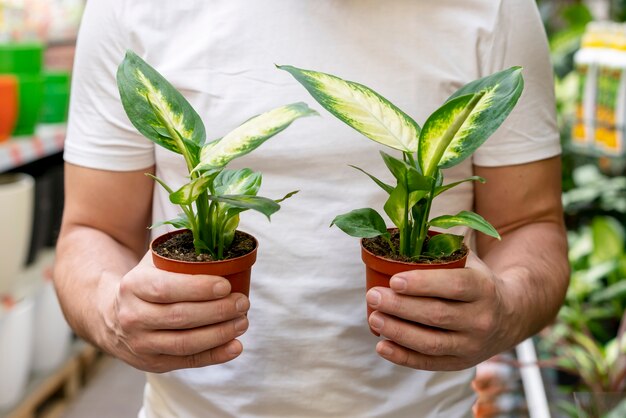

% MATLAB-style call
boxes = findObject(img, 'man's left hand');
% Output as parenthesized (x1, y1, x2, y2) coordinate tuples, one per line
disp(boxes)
(366, 251, 516, 371)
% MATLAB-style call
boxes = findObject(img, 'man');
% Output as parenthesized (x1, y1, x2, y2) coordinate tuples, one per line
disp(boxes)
(54, 1, 569, 417)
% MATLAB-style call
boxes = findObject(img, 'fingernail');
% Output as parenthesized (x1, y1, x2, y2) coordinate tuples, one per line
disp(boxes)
(236, 297, 249, 313)
(366, 289, 381, 306)
(214, 281, 230, 297)
(234, 317, 248, 335)
(377, 341, 393, 356)
(390, 276, 407, 291)
(226, 341, 242, 355)
(369, 313, 384, 331)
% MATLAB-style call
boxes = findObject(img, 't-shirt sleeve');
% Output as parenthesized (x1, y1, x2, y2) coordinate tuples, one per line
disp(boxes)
(473, 0, 561, 167)
(63, 0, 155, 171)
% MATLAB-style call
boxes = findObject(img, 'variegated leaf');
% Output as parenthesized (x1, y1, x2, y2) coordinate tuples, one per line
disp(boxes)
(117, 50, 206, 157)
(214, 168, 262, 197)
(418, 67, 524, 176)
(278, 65, 421, 152)
(207, 194, 280, 220)
(196, 102, 317, 170)
(429, 210, 500, 240)
(169, 176, 212, 205)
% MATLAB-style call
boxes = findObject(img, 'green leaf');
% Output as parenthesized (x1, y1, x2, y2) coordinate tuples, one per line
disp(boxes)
(380, 151, 432, 192)
(418, 67, 524, 176)
(221, 214, 240, 248)
(274, 190, 299, 204)
(278, 65, 421, 152)
(384, 184, 408, 229)
(349, 165, 394, 194)
(169, 176, 212, 205)
(145, 173, 174, 194)
(223, 190, 298, 221)
(424, 234, 464, 257)
(196, 102, 317, 169)
(590, 280, 626, 304)
(591, 216, 625, 264)
(207, 194, 280, 220)
(150, 213, 191, 230)
(429, 210, 500, 239)
(117, 50, 206, 157)
(434, 176, 486, 197)
(330, 208, 389, 239)
(214, 168, 262, 197)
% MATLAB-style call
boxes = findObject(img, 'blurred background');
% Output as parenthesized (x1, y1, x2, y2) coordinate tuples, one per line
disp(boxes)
(1, 0, 626, 417)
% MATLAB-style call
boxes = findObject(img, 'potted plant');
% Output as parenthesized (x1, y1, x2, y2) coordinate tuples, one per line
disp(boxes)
(279, 65, 524, 325)
(116, 51, 317, 295)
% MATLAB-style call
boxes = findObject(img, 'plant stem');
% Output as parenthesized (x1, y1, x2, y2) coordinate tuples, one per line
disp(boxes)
(413, 177, 437, 258)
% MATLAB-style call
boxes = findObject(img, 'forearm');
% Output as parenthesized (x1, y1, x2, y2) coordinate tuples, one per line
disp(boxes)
(479, 220, 570, 346)
(54, 223, 143, 349)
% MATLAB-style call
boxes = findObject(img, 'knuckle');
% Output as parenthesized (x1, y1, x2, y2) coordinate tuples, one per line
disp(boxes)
(185, 353, 204, 369)
(388, 294, 403, 313)
(430, 303, 453, 327)
(451, 280, 469, 300)
(423, 337, 446, 356)
(171, 334, 190, 356)
(125, 337, 149, 355)
(218, 322, 235, 344)
(147, 278, 167, 302)
(166, 305, 189, 328)
(387, 321, 406, 342)
(474, 315, 495, 335)
(117, 307, 139, 331)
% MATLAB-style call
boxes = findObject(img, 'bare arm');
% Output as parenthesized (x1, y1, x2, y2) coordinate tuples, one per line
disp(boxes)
(54, 163, 249, 372)
(366, 156, 569, 370)
(474, 156, 569, 342)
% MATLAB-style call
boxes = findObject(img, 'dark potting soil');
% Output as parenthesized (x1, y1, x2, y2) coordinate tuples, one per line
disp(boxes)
(154, 230, 256, 262)
(362, 230, 468, 264)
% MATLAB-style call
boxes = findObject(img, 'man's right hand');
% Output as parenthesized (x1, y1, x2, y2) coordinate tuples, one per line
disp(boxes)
(100, 253, 250, 373)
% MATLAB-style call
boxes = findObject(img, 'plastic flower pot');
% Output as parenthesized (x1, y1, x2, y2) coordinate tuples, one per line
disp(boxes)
(0, 75, 18, 142)
(150, 229, 258, 296)
(0, 296, 35, 409)
(0, 43, 44, 74)
(40, 71, 71, 124)
(361, 230, 468, 335)
(12, 74, 44, 137)
(0, 174, 34, 296)
(31, 279, 72, 373)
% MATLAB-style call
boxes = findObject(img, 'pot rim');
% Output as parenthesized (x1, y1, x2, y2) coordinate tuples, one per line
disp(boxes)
(360, 228, 468, 268)
(150, 228, 258, 266)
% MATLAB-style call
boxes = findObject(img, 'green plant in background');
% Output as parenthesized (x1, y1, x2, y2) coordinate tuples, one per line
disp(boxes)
(540, 215, 626, 415)
(279, 65, 524, 260)
(562, 164, 626, 227)
(117, 51, 317, 260)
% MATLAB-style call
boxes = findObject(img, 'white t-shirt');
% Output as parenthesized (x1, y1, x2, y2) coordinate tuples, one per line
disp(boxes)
(64, 1, 560, 417)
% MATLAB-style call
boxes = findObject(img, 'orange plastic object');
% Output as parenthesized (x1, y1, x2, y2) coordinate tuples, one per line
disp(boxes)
(0, 75, 19, 142)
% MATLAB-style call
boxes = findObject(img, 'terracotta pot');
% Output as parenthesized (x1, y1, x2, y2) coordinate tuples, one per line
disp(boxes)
(150, 229, 258, 296)
(361, 230, 468, 335)
(0, 75, 18, 143)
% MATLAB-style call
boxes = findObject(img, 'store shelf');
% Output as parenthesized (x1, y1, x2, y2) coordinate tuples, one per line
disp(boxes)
(0, 125, 66, 173)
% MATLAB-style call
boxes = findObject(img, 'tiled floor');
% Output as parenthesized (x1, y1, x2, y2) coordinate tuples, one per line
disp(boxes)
(62, 356, 145, 418)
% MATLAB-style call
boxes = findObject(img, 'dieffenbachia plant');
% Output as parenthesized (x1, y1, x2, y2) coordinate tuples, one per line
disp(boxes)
(279, 65, 524, 259)
(117, 51, 317, 260)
